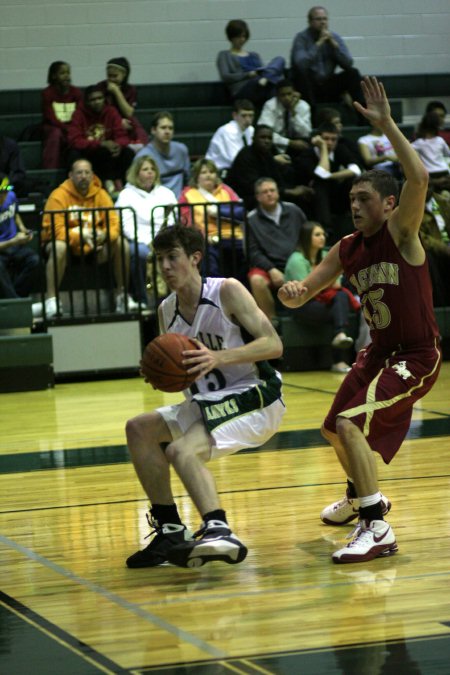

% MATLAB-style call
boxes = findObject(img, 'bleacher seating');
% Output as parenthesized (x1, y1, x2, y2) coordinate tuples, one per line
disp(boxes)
(1, 73, 449, 194)
(1, 73, 449, 373)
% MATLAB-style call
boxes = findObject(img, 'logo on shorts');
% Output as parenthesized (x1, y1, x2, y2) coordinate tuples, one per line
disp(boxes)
(204, 398, 239, 421)
(392, 361, 412, 380)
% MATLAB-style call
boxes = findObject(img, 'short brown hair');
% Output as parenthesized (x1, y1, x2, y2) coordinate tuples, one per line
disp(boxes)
(352, 170, 399, 203)
(153, 224, 205, 258)
(189, 158, 220, 188)
(225, 19, 249, 41)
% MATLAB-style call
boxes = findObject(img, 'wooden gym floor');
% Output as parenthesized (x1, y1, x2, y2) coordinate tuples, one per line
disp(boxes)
(1, 362, 449, 674)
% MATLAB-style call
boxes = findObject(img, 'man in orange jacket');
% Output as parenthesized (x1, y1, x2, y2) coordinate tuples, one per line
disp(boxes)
(34, 158, 137, 317)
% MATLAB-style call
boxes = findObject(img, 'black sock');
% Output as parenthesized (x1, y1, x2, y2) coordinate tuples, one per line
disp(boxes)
(151, 504, 182, 526)
(347, 479, 358, 499)
(359, 502, 383, 523)
(203, 509, 227, 525)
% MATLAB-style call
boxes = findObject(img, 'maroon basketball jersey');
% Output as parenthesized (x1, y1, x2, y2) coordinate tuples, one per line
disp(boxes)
(339, 222, 439, 350)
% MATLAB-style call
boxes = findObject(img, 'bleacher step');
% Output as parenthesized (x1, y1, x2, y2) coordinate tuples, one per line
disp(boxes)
(0, 333, 54, 392)
(0, 298, 32, 331)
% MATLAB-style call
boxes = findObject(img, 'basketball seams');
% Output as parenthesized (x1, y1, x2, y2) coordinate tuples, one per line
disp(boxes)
(154, 339, 187, 372)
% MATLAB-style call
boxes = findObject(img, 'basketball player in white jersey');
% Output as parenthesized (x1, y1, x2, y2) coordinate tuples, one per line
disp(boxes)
(125, 224, 285, 569)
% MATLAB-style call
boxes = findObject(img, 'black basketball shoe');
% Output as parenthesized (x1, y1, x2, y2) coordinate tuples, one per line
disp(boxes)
(126, 516, 193, 568)
(167, 519, 248, 568)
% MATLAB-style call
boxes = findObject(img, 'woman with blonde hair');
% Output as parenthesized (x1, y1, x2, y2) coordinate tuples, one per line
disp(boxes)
(115, 155, 177, 306)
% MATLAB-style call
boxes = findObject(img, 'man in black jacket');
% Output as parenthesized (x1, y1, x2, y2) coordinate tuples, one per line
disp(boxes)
(227, 125, 313, 211)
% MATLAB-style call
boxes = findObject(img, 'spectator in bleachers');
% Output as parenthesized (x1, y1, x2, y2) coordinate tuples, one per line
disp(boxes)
(246, 177, 306, 321)
(425, 101, 450, 146)
(226, 125, 314, 211)
(41, 61, 82, 169)
(67, 85, 135, 198)
(135, 111, 190, 198)
(115, 156, 177, 308)
(412, 112, 450, 193)
(97, 57, 148, 152)
(0, 135, 29, 198)
(205, 99, 255, 173)
(309, 122, 362, 240)
(217, 19, 285, 106)
(315, 106, 362, 164)
(257, 79, 312, 154)
(284, 220, 360, 373)
(290, 7, 364, 116)
(358, 122, 401, 178)
(34, 159, 136, 318)
(420, 188, 450, 307)
(0, 177, 40, 301)
(178, 158, 245, 280)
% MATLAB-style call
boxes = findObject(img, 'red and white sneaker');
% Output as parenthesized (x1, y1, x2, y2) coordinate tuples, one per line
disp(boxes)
(320, 491, 391, 525)
(332, 519, 398, 564)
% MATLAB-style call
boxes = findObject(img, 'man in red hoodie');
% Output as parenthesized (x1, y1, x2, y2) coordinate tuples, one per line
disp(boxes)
(67, 85, 134, 196)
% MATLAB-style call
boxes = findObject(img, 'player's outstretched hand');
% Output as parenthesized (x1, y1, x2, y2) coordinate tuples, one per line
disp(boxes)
(354, 76, 391, 126)
(277, 280, 309, 308)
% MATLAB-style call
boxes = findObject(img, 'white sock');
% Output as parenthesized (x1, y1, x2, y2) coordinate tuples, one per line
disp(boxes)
(359, 492, 382, 508)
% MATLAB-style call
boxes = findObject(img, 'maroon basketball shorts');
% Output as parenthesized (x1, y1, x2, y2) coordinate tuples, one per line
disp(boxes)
(323, 339, 442, 463)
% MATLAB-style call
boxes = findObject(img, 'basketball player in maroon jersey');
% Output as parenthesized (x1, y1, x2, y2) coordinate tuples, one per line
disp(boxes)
(278, 76, 442, 563)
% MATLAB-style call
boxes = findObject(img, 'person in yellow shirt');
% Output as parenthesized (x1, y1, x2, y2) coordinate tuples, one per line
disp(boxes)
(178, 159, 246, 281)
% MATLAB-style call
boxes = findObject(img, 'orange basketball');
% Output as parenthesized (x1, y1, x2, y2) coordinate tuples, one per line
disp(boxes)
(141, 333, 199, 392)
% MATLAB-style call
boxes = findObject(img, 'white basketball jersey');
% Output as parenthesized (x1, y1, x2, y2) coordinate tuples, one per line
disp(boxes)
(159, 277, 268, 400)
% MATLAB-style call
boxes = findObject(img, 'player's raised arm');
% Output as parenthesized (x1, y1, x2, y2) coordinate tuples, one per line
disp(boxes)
(354, 76, 428, 237)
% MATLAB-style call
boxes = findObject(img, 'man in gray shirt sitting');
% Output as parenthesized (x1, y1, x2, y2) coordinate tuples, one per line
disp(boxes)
(246, 177, 306, 321)
(290, 6, 363, 114)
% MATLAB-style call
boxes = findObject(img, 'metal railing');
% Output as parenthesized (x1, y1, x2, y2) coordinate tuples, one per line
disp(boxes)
(35, 201, 249, 321)
(148, 201, 248, 306)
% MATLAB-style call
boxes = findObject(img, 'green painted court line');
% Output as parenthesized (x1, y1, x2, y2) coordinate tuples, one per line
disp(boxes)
(1, 417, 449, 474)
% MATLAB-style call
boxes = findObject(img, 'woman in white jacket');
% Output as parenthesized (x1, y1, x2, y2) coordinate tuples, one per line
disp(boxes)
(115, 155, 177, 306)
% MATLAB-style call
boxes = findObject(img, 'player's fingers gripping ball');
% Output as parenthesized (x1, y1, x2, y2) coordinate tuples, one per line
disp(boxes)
(141, 333, 199, 392)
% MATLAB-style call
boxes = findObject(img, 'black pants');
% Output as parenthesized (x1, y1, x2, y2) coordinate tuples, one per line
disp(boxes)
(0, 245, 41, 298)
(292, 67, 364, 107)
(293, 292, 351, 334)
(312, 176, 354, 241)
(68, 146, 135, 184)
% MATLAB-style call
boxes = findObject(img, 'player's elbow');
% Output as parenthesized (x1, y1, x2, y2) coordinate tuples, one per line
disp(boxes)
(413, 161, 429, 188)
(271, 334, 284, 359)
(419, 167, 429, 187)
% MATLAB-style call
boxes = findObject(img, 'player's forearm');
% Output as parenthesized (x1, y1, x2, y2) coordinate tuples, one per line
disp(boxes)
(218, 333, 283, 364)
